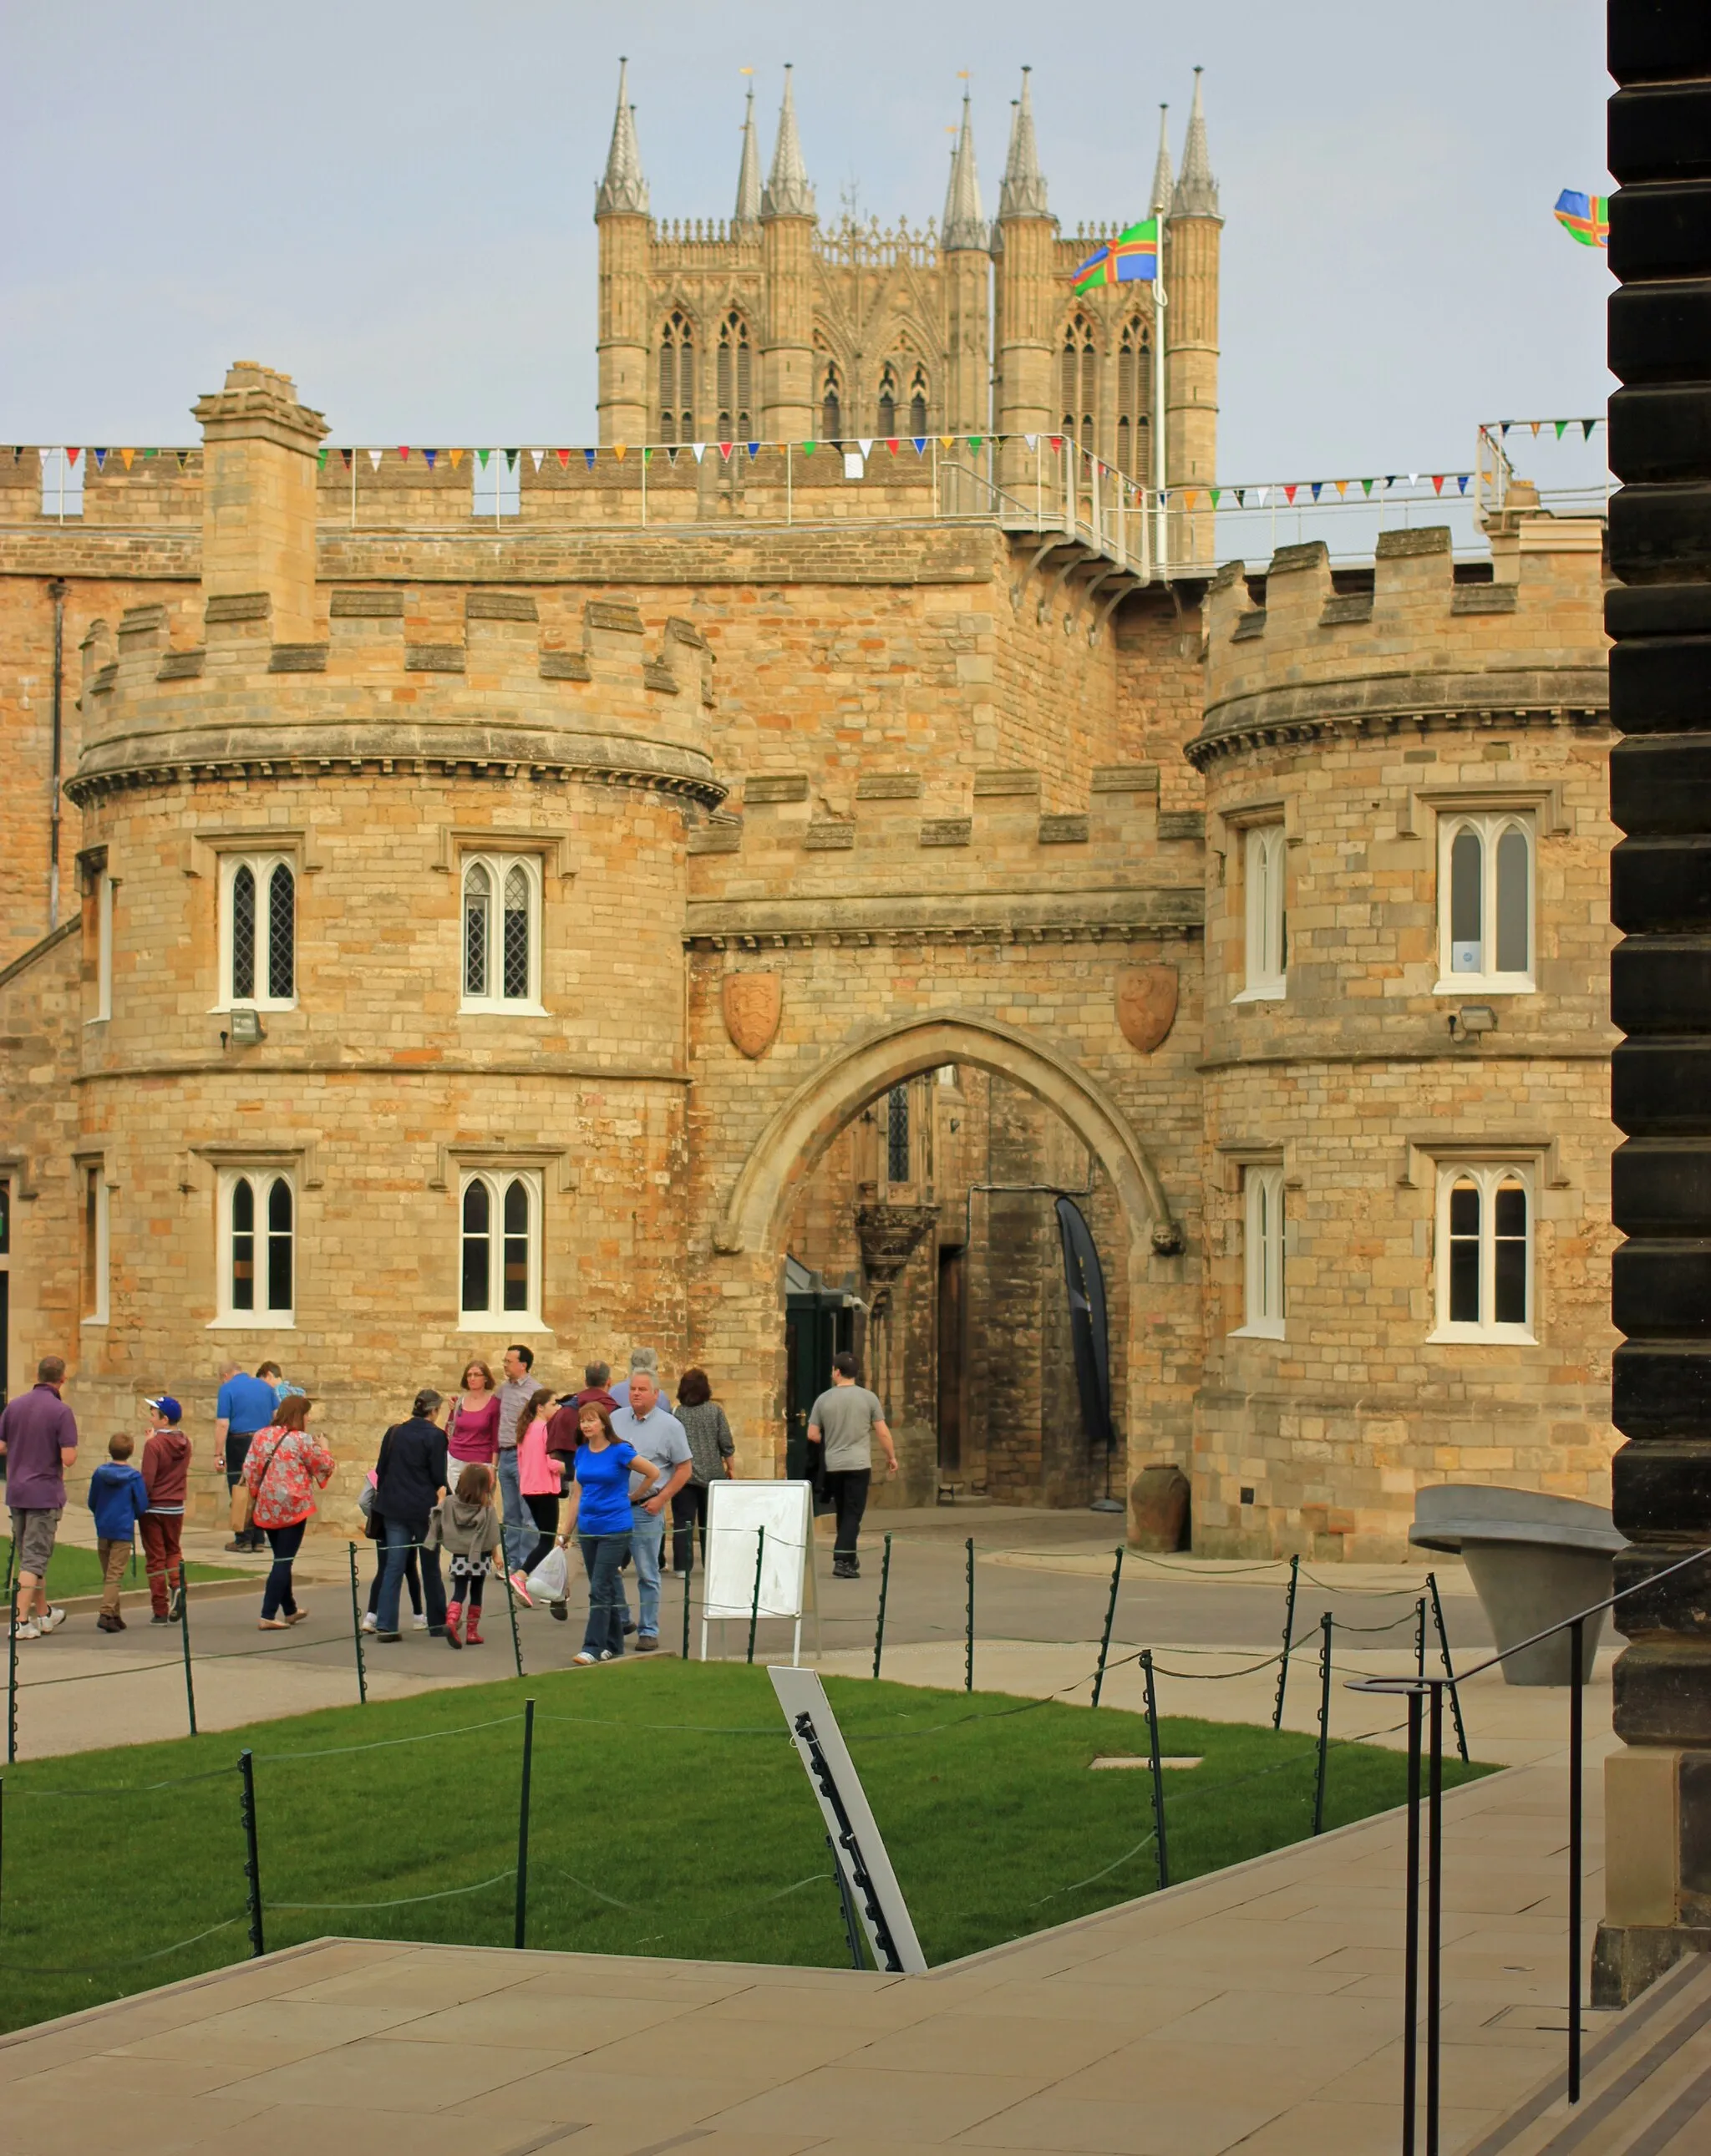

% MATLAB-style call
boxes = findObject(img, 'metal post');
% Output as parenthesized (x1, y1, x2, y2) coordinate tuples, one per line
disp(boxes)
(4, 1544, 16, 1767)
(178, 1568, 197, 1737)
(239, 1748, 265, 1959)
(829, 1833, 865, 1969)
(347, 1543, 368, 1706)
(1312, 1613, 1333, 1835)
(1141, 1647, 1169, 1889)
(1403, 1688, 1423, 2156)
(681, 1560, 692, 1661)
(1416, 1594, 1428, 1680)
(872, 1533, 892, 1681)
(1569, 1616, 1584, 2103)
(515, 1697, 535, 1950)
(502, 1565, 525, 1679)
(745, 1525, 765, 1666)
(1092, 1547, 1125, 1707)
(1426, 1573, 1469, 1763)
(965, 1537, 975, 1694)
(1426, 1685, 1444, 2156)
(1272, 1553, 1300, 1729)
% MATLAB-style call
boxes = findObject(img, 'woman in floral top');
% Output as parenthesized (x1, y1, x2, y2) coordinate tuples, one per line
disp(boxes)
(241, 1394, 335, 1629)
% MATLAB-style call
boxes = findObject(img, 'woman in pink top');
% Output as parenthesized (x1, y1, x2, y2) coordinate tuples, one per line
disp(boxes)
(446, 1360, 500, 1467)
(241, 1395, 334, 1630)
(510, 1385, 565, 1601)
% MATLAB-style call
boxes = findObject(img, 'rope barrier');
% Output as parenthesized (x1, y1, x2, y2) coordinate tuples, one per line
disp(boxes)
(255, 1712, 526, 1763)
(0, 1915, 246, 1976)
(1, 1763, 239, 1798)
(269, 1869, 515, 1913)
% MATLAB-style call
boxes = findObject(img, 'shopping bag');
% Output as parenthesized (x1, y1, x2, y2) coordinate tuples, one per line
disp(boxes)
(525, 1544, 569, 1603)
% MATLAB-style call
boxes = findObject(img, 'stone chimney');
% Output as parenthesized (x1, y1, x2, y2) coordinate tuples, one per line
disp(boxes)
(191, 361, 327, 645)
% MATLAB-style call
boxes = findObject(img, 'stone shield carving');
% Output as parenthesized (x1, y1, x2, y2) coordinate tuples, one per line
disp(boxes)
(1115, 966, 1179, 1054)
(722, 971, 783, 1059)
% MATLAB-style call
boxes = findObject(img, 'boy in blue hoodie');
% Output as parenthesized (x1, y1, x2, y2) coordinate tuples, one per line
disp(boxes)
(88, 1433, 150, 1632)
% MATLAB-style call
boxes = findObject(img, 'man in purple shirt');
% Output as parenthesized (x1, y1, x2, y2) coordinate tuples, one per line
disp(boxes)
(0, 1354, 79, 1640)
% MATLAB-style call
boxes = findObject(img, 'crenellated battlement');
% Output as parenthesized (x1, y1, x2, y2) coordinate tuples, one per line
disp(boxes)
(1189, 520, 1608, 767)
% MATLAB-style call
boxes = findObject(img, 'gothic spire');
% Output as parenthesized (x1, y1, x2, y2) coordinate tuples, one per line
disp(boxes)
(1170, 67, 1220, 220)
(941, 91, 985, 251)
(997, 65, 1048, 220)
(762, 63, 815, 220)
(595, 57, 649, 217)
(1149, 104, 1173, 221)
(734, 84, 762, 229)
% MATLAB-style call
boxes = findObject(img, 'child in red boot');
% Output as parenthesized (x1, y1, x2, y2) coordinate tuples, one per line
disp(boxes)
(429, 1463, 503, 1650)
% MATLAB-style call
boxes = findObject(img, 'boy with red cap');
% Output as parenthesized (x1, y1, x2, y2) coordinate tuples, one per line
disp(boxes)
(140, 1395, 191, 1625)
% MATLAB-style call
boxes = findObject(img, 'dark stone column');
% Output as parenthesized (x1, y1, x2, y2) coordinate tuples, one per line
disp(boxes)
(1596, 1, 1711, 2007)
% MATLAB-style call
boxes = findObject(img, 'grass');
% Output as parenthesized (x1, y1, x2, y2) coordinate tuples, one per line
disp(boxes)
(0, 1660, 1492, 2036)
(1, 1536, 243, 1601)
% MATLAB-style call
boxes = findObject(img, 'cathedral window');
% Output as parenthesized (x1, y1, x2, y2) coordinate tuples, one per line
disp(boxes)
(716, 312, 752, 440)
(217, 1169, 295, 1327)
(909, 366, 929, 439)
(459, 1170, 542, 1326)
(876, 364, 898, 440)
(1116, 318, 1150, 474)
(886, 1084, 911, 1183)
(1433, 1164, 1533, 1341)
(659, 311, 696, 443)
(461, 854, 541, 1013)
(219, 854, 296, 1012)
(820, 362, 843, 444)
(1236, 824, 1287, 1002)
(1060, 316, 1098, 449)
(80, 1160, 109, 1327)
(1232, 1164, 1285, 1340)
(1437, 811, 1534, 992)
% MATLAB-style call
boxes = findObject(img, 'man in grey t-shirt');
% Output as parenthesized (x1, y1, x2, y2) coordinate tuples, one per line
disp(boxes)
(806, 1352, 897, 1579)
(495, 1344, 539, 1579)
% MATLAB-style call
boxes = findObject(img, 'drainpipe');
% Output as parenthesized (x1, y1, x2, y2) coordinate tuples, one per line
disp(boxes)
(48, 578, 67, 929)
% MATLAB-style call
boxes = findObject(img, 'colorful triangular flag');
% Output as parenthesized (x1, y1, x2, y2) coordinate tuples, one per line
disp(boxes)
(503, 449, 518, 470)
(530, 449, 544, 471)
(449, 449, 465, 469)
(1333, 479, 1348, 499)
(121, 448, 136, 470)
(424, 449, 438, 469)
(93, 448, 108, 471)
(555, 448, 571, 468)
(583, 448, 596, 469)
(911, 437, 927, 455)
(369, 450, 383, 471)
(1431, 474, 1445, 494)
(690, 443, 706, 462)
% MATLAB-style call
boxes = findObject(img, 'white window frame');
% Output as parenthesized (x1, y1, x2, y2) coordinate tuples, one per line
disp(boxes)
(1429, 1160, 1536, 1344)
(457, 1168, 547, 1332)
(40, 448, 84, 518)
(213, 851, 297, 1013)
(459, 852, 545, 1014)
(1435, 810, 1535, 995)
(211, 1167, 297, 1330)
(80, 1162, 109, 1327)
(93, 870, 114, 1022)
(1235, 823, 1287, 1002)
(1231, 1164, 1285, 1339)
(472, 451, 521, 517)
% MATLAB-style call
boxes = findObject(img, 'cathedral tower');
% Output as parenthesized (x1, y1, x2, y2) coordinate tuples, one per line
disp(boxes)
(940, 93, 990, 440)
(993, 68, 1054, 491)
(595, 59, 651, 446)
(1165, 68, 1221, 562)
(760, 67, 816, 444)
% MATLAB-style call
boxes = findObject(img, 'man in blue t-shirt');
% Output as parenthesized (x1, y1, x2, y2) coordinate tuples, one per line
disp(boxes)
(610, 1371, 693, 1649)
(215, 1362, 280, 1551)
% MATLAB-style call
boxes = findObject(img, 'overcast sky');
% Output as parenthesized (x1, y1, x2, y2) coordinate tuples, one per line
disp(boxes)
(3, 1, 1612, 494)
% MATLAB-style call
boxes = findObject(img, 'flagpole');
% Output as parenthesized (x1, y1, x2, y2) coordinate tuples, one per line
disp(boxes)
(1153, 266, 1169, 581)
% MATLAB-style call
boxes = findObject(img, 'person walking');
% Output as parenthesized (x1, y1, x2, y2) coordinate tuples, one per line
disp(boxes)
(510, 1386, 563, 1602)
(554, 1399, 664, 1665)
(362, 1471, 426, 1634)
(216, 1362, 279, 1552)
(241, 1395, 333, 1630)
(671, 1368, 735, 1575)
(805, 1352, 898, 1579)
(546, 1362, 616, 1465)
(0, 1354, 78, 1640)
(610, 1370, 693, 1651)
(609, 1347, 659, 1412)
(429, 1463, 504, 1649)
(86, 1433, 150, 1632)
(494, 1344, 539, 1580)
(446, 1360, 500, 1474)
(371, 1388, 449, 1641)
(140, 1394, 191, 1625)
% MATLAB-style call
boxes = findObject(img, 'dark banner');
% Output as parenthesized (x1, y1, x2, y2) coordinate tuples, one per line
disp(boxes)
(1055, 1196, 1114, 1453)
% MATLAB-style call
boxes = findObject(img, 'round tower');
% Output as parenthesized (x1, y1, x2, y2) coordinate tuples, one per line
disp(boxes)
(1165, 69, 1221, 570)
(759, 66, 816, 444)
(596, 58, 652, 447)
(65, 363, 722, 1522)
(1186, 517, 1613, 1559)
(940, 93, 991, 443)
(993, 68, 1054, 495)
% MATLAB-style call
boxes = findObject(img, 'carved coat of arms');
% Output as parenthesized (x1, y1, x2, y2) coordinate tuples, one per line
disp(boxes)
(1115, 966, 1179, 1054)
(722, 971, 783, 1059)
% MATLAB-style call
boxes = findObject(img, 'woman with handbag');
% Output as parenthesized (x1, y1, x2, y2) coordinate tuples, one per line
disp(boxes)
(371, 1388, 449, 1641)
(241, 1395, 334, 1630)
(446, 1361, 500, 1472)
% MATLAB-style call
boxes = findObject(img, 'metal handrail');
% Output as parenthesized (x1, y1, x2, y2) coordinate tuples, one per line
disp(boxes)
(1350, 1541, 1711, 2155)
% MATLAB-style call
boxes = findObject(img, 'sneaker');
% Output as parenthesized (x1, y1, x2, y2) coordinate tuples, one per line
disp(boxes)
(572, 1650, 598, 1666)
(374, 1631, 401, 1643)
(510, 1571, 534, 1609)
(257, 1616, 291, 1631)
(167, 1585, 185, 1622)
(223, 1539, 249, 1554)
(151, 1612, 173, 1626)
(38, 1606, 68, 1634)
(412, 1612, 429, 1631)
(13, 1618, 42, 1641)
(636, 1634, 658, 1653)
(97, 1611, 124, 1633)
(550, 1601, 568, 1623)
(599, 1648, 619, 1661)
(361, 1611, 378, 1635)
(622, 1619, 637, 1636)
(285, 1609, 308, 1626)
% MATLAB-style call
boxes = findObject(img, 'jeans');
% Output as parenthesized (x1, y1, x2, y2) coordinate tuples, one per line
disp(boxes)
(141, 1514, 183, 1618)
(670, 1482, 710, 1575)
(368, 1535, 420, 1617)
(824, 1469, 872, 1568)
(261, 1522, 307, 1620)
(622, 1509, 665, 1636)
(377, 1514, 444, 1635)
(496, 1448, 532, 1575)
(579, 1532, 632, 1658)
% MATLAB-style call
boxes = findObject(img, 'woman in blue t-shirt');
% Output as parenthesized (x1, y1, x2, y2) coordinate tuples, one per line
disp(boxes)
(556, 1399, 663, 1664)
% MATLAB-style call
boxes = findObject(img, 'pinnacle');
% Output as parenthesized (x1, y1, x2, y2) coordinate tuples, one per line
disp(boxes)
(762, 63, 815, 221)
(595, 57, 650, 219)
(1170, 66, 1219, 221)
(734, 84, 762, 228)
(1149, 105, 1173, 221)
(941, 91, 985, 251)
(997, 65, 1048, 221)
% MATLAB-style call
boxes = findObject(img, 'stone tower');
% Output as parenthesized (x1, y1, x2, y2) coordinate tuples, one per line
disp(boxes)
(993, 68, 1055, 490)
(760, 67, 816, 444)
(595, 58, 652, 445)
(940, 92, 989, 439)
(1165, 68, 1221, 564)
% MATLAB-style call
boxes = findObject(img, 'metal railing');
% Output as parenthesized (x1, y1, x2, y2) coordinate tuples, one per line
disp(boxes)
(1351, 1542, 1711, 2156)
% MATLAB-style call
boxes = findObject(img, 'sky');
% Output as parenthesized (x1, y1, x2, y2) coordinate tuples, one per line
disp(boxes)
(2, 1, 1613, 500)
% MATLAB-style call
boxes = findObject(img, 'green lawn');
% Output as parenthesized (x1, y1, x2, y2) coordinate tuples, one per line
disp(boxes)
(0, 1661, 1490, 2035)
(1, 1536, 242, 1600)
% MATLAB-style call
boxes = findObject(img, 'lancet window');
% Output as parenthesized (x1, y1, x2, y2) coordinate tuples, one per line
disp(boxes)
(715, 312, 752, 441)
(658, 311, 695, 443)
(1116, 318, 1150, 474)
(1060, 316, 1099, 449)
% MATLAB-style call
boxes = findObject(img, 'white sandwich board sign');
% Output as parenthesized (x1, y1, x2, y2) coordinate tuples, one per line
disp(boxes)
(702, 1478, 813, 1665)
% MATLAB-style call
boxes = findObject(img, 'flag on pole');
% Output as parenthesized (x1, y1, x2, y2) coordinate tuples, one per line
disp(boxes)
(1070, 217, 1160, 292)
(1553, 190, 1610, 248)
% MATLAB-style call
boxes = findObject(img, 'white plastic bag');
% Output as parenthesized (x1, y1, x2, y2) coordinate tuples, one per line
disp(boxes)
(525, 1544, 569, 1604)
